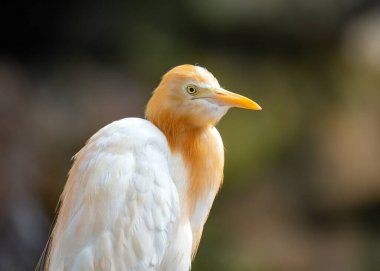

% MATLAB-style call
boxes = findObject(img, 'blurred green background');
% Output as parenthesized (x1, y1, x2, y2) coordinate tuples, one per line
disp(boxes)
(1, 0, 380, 270)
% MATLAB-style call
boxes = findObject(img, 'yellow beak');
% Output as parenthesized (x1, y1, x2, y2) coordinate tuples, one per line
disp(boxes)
(207, 88, 262, 110)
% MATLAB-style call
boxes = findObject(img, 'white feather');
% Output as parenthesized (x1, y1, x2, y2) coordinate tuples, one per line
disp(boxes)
(46, 118, 192, 271)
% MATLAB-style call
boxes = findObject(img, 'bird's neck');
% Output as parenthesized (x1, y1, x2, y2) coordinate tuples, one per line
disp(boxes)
(147, 111, 224, 216)
(170, 126, 224, 219)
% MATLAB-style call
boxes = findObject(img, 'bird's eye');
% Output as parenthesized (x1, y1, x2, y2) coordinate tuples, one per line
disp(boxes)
(186, 85, 198, 95)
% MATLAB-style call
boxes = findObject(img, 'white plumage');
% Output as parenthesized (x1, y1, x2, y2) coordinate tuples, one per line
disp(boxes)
(49, 118, 190, 270)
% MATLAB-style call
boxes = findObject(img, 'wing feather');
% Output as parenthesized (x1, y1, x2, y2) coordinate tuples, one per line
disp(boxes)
(45, 118, 179, 271)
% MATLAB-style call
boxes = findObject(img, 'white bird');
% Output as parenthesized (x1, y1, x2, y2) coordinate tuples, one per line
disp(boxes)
(40, 64, 261, 271)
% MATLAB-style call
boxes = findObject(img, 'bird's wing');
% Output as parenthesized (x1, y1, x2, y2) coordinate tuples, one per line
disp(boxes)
(44, 118, 180, 271)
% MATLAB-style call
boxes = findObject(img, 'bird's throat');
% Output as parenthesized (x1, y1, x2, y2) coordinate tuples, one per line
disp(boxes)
(176, 128, 224, 214)
(168, 125, 223, 215)
(146, 93, 224, 216)
(148, 111, 224, 213)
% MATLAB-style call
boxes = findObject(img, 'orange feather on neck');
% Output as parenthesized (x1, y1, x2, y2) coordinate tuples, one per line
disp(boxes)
(145, 75, 224, 217)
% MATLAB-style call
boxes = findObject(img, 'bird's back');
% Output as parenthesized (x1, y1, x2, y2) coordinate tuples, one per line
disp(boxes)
(44, 118, 185, 271)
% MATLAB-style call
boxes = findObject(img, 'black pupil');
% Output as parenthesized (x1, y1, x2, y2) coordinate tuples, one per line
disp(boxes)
(189, 87, 194, 92)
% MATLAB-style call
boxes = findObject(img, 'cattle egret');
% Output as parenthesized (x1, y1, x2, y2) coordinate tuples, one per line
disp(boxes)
(40, 64, 261, 271)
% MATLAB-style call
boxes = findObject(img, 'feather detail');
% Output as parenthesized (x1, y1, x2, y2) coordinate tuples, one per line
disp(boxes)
(44, 118, 184, 271)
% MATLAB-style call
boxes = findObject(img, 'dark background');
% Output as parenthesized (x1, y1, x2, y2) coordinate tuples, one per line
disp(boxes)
(1, 0, 380, 270)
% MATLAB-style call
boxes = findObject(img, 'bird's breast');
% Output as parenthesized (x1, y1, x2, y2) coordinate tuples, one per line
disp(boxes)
(168, 127, 224, 253)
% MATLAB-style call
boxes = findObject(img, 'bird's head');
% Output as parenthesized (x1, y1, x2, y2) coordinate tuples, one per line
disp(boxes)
(146, 64, 261, 131)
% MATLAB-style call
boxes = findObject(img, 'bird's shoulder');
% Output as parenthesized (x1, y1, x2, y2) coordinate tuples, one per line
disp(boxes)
(87, 117, 170, 154)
